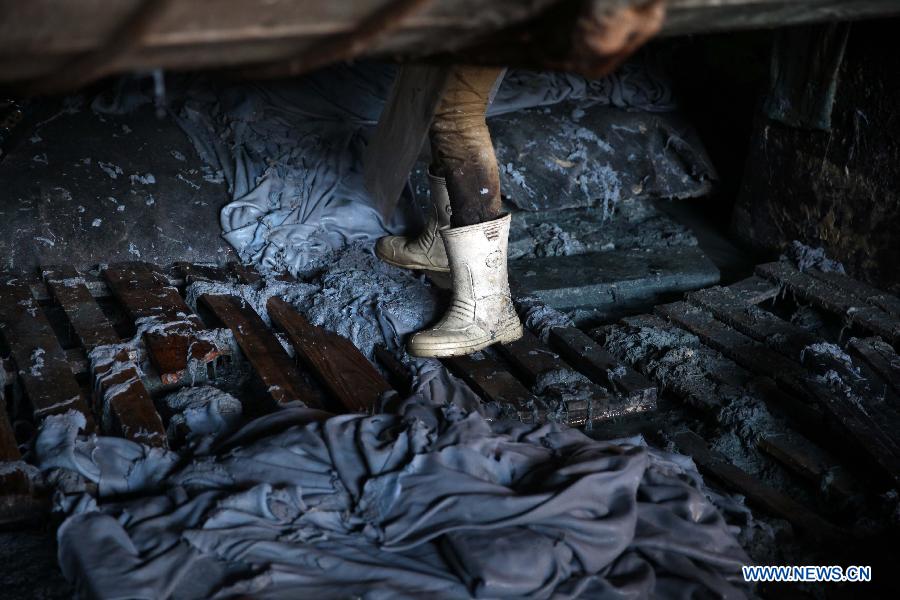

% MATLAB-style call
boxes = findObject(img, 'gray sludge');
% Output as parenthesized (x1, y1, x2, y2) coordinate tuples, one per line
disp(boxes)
(35, 361, 748, 599)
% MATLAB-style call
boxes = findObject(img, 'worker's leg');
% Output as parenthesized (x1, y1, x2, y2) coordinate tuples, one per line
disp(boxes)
(408, 65, 522, 357)
(429, 66, 505, 227)
(374, 65, 503, 273)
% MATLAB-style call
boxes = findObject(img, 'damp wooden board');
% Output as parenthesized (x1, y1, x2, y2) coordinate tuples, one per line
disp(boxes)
(687, 284, 819, 361)
(657, 301, 900, 486)
(499, 330, 656, 423)
(655, 301, 811, 399)
(549, 325, 657, 408)
(42, 265, 119, 350)
(805, 268, 900, 320)
(674, 430, 845, 541)
(757, 432, 858, 503)
(201, 294, 325, 409)
(268, 297, 388, 413)
(373, 345, 412, 396)
(756, 262, 899, 344)
(103, 262, 218, 385)
(442, 352, 544, 423)
(848, 337, 900, 396)
(0, 277, 92, 425)
(92, 348, 167, 447)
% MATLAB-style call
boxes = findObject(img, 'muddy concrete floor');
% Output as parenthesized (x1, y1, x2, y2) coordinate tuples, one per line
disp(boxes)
(0, 96, 235, 272)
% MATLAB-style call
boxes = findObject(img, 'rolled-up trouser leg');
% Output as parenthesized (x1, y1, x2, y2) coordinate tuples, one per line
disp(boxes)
(429, 66, 505, 227)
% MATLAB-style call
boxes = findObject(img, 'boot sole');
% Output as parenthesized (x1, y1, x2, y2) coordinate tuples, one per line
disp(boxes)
(407, 321, 524, 358)
(377, 253, 450, 273)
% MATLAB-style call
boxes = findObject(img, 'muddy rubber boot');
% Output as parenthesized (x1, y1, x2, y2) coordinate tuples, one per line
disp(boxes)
(408, 214, 523, 357)
(375, 171, 451, 272)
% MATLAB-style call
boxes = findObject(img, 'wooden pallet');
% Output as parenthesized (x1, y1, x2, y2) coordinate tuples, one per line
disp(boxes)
(0, 261, 395, 524)
(592, 261, 900, 541)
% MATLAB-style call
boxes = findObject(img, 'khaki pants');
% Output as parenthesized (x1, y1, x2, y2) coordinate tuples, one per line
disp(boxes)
(429, 66, 505, 227)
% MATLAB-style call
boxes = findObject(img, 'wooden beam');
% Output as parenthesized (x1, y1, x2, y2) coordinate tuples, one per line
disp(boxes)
(44, 265, 166, 447)
(549, 325, 657, 408)
(3, 0, 899, 85)
(103, 263, 219, 385)
(201, 294, 326, 410)
(267, 297, 390, 413)
(42, 265, 119, 350)
(442, 352, 544, 423)
(673, 430, 846, 542)
(0, 277, 93, 427)
(757, 262, 899, 344)
(848, 337, 900, 396)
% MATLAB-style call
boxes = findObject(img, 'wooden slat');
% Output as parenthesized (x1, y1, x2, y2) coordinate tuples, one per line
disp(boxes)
(443, 352, 542, 423)
(724, 275, 782, 305)
(549, 325, 657, 408)
(757, 433, 859, 503)
(42, 265, 119, 350)
(673, 430, 845, 541)
(687, 285, 819, 361)
(373, 345, 412, 396)
(44, 265, 166, 446)
(849, 337, 900, 396)
(267, 297, 389, 413)
(201, 294, 325, 409)
(0, 387, 41, 525)
(658, 301, 900, 486)
(655, 301, 811, 399)
(498, 330, 653, 423)
(174, 262, 234, 284)
(0, 277, 92, 426)
(91, 347, 167, 447)
(805, 268, 900, 319)
(757, 261, 899, 344)
(103, 263, 218, 385)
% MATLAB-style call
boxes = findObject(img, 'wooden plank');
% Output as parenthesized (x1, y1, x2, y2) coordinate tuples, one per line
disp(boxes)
(498, 330, 653, 422)
(658, 300, 900, 486)
(0, 277, 92, 426)
(548, 325, 657, 408)
(0, 387, 41, 525)
(725, 275, 781, 305)
(655, 301, 811, 399)
(174, 262, 234, 285)
(849, 337, 900, 396)
(757, 261, 899, 344)
(90, 347, 167, 447)
(42, 265, 119, 350)
(757, 433, 859, 503)
(103, 263, 218, 385)
(44, 265, 166, 446)
(687, 285, 819, 361)
(805, 268, 900, 319)
(364, 64, 452, 219)
(267, 297, 388, 413)
(265, 298, 387, 413)
(673, 430, 845, 541)
(373, 345, 412, 396)
(442, 352, 544, 423)
(201, 294, 325, 409)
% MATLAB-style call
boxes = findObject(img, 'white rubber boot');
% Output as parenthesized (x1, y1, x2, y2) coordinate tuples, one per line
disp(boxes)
(375, 171, 451, 272)
(408, 214, 523, 357)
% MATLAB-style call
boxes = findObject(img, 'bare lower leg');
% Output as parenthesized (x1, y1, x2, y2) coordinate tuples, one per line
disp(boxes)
(429, 66, 505, 227)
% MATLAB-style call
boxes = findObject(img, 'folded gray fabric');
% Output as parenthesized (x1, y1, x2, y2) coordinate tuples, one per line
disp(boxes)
(36, 367, 748, 599)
